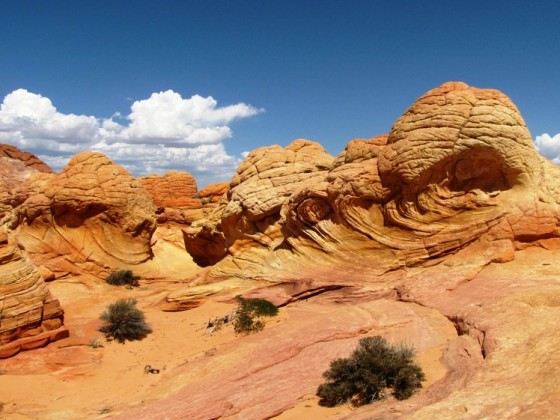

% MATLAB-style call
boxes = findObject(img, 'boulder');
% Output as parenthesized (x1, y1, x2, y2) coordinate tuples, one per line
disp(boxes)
(198, 182, 229, 203)
(139, 170, 200, 209)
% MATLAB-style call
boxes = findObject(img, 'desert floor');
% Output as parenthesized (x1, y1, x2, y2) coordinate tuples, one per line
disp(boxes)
(0, 259, 445, 419)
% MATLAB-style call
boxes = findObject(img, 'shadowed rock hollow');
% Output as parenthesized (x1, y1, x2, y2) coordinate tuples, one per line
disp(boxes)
(11, 152, 157, 279)
(185, 82, 560, 283)
(2, 82, 560, 418)
(169, 82, 560, 418)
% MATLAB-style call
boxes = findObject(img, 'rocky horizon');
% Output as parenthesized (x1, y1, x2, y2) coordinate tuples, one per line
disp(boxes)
(1, 81, 560, 418)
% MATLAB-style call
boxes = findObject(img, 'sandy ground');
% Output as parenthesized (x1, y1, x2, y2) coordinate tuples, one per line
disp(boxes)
(0, 265, 447, 419)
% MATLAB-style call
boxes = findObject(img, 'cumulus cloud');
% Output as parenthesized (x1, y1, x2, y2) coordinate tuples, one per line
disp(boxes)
(0, 89, 100, 152)
(534, 133, 560, 164)
(0, 88, 262, 185)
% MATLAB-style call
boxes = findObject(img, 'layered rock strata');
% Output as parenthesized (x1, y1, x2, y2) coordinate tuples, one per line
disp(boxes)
(0, 229, 68, 358)
(12, 152, 157, 278)
(139, 171, 201, 224)
(0, 143, 54, 173)
(184, 139, 334, 267)
(186, 82, 560, 284)
(170, 82, 560, 417)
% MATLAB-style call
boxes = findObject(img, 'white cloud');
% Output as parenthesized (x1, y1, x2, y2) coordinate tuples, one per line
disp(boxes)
(0, 88, 263, 186)
(0, 89, 100, 151)
(535, 133, 560, 164)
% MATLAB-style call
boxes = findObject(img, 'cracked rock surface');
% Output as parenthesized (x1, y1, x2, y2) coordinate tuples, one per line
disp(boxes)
(169, 82, 560, 417)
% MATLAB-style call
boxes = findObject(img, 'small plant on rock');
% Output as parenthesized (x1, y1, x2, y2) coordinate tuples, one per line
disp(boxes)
(98, 299, 152, 343)
(89, 337, 104, 348)
(105, 269, 140, 287)
(233, 295, 278, 335)
(316, 336, 425, 407)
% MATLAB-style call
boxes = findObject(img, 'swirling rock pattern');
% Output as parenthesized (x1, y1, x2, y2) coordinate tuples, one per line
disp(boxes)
(171, 82, 560, 417)
(183, 139, 334, 269)
(12, 152, 157, 278)
(187, 82, 560, 284)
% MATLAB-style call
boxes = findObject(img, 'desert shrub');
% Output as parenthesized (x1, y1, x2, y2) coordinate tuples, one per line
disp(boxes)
(105, 269, 140, 287)
(89, 337, 104, 348)
(98, 299, 152, 343)
(235, 295, 279, 317)
(234, 311, 264, 334)
(316, 336, 425, 407)
(233, 295, 278, 334)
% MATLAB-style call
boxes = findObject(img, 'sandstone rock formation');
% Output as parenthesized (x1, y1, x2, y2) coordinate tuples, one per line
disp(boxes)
(2, 82, 560, 418)
(183, 139, 334, 268)
(140, 171, 201, 225)
(139, 172, 227, 226)
(186, 82, 560, 284)
(0, 143, 54, 173)
(139, 171, 200, 209)
(0, 228, 68, 358)
(198, 182, 228, 203)
(0, 157, 37, 221)
(0, 145, 54, 221)
(12, 152, 157, 279)
(166, 82, 560, 417)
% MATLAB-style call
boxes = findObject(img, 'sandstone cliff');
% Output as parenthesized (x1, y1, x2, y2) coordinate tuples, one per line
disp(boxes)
(0, 228, 68, 358)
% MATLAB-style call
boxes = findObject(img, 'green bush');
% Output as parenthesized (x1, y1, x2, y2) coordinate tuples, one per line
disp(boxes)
(105, 269, 140, 287)
(316, 336, 425, 407)
(233, 295, 278, 334)
(235, 295, 279, 317)
(98, 299, 152, 343)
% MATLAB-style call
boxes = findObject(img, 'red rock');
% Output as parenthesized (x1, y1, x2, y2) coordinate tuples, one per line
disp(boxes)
(165, 82, 560, 417)
(0, 229, 68, 358)
(199, 182, 229, 202)
(0, 143, 54, 173)
(139, 170, 200, 208)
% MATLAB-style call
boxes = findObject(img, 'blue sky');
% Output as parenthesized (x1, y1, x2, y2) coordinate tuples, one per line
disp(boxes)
(1, 1, 560, 187)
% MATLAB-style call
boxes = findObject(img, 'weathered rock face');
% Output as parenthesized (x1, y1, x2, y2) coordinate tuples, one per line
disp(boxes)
(0, 157, 37, 221)
(139, 170, 203, 225)
(0, 146, 53, 221)
(198, 182, 228, 202)
(183, 139, 334, 268)
(168, 82, 560, 417)
(0, 143, 54, 173)
(0, 229, 68, 358)
(139, 170, 199, 209)
(187, 82, 560, 283)
(12, 152, 157, 278)
(138, 172, 228, 227)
